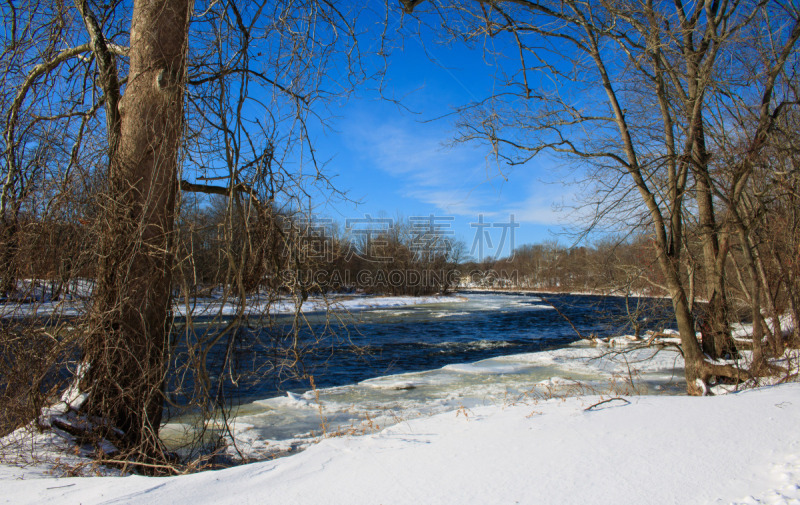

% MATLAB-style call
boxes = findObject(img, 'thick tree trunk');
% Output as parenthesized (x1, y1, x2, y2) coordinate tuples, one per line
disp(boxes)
(654, 249, 707, 395)
(82, 0, 190, 460)
(672, 287, 706, 395)
(695, 160, 737, 360)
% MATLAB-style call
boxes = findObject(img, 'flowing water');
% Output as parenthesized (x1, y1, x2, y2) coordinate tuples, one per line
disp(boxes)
(163, 291, 686, 458)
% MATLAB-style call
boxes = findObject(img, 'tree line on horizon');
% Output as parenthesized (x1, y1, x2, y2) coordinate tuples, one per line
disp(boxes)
(469, 222, 800, 341)
(0, 197, 463, 300)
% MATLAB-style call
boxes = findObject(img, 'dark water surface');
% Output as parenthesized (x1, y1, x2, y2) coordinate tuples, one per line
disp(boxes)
(169, 291, 676, 406)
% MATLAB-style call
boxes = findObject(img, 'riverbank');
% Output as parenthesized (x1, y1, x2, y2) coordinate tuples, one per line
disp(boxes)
(458, 286, 672, 299)
(3, 380, 800, 504)
(3, 292, 798, 503)
(0, 291, 466, 318)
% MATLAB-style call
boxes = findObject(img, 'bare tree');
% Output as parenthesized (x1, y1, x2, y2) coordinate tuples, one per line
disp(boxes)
(1, 0, 371, 467)
(398, 0, 799, 393)
(78, 0, 190, 462)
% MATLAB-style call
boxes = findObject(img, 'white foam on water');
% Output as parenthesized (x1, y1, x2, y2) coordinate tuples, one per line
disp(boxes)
(431, 311, 471, 318)
(361, 380, 418, 390)
(423, 340, 513, 352)
(536, 376, 581, 386)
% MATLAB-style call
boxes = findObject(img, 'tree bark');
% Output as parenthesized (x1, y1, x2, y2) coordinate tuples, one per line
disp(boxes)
(695, 174, 736, 359)
(82, 0, 190, 460)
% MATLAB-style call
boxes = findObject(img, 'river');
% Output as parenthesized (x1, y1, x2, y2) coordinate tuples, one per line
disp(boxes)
(163, 291, 686, 458)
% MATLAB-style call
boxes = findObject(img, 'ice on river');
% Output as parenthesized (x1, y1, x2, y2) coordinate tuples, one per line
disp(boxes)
(206, 336, 687, 460)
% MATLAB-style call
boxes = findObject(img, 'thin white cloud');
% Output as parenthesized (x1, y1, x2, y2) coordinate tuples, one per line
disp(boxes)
(345, 112, 573, 226)
(502, 181, 576, 225)
(404, 187, 499, 217)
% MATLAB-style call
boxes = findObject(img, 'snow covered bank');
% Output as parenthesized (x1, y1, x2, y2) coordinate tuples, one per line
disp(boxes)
(458, 286, 671, 299)
(3, 382, 800, 505)
(176, 335, 798, 462)
(0, 292, 465, 318)
(177, 293, 466, 317)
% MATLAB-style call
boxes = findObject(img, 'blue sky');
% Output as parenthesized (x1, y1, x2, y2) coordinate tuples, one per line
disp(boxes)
(304, 23, 579, 260)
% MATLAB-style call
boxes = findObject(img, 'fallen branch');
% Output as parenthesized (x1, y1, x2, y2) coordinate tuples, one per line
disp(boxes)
(585, 397, 630, 411)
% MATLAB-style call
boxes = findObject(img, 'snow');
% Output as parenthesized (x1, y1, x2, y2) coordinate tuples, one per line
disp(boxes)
(0, 291, 464, 318)
(2, 337, 798, 504)
(3, 383, 800, 504)
(3, 291, 799, 503)
(176, 293, 465, 317)
(194, 336, 692, 462)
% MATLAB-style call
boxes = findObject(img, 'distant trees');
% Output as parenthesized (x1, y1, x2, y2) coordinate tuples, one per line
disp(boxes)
(349, 216, 460, 296)
(464, 236, 667, 296)
(175, 205, 461, 297)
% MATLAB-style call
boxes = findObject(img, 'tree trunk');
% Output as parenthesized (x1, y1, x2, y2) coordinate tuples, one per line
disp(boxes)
(672, 286, 707, 395)
(653, 246, 707, 395)
(82, 0, 190, 460)
(695, 165, 737, 360)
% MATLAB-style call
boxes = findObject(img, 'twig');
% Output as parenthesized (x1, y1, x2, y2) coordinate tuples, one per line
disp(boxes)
(46, 484, 76, 489)
(584, 397, 630, 411)
(540, 296, 586, 340)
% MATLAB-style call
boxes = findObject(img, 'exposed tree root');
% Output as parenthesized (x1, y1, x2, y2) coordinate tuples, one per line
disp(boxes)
(697, 359, 789, 392)
(700, 362, 751, 384)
